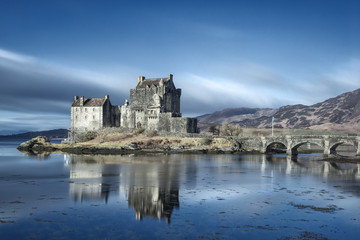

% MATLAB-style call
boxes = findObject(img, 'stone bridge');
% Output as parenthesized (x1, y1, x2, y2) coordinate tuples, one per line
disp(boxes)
(236, 135, 360, 156)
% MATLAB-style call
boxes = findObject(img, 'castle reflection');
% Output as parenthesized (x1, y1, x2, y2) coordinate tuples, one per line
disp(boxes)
(64, 154, 183, 223)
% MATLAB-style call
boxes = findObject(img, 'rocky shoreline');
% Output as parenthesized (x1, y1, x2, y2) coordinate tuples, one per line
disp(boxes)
(17, 136, 241, 155)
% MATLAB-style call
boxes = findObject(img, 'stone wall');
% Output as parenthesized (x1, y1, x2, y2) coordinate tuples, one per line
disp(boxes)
(130, 87, 159, 111)
(163, 88, 181, 115)
(170, 117, 197, 134)
(112, 106, 121, 127)
(71, 106, 103, 132)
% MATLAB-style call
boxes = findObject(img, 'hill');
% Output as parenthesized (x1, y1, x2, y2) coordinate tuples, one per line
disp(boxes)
(0, 129, 68, 139)
(197, 88, 360, 133)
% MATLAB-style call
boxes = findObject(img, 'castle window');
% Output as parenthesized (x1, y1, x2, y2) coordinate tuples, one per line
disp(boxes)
(85, 108, 87, 112)
(76, 108, 78, 112)
(85, 116, 87, 120)
(93, 108, 95, 111)
(93, 115, 95, 119)
(75, 116, 78, 120)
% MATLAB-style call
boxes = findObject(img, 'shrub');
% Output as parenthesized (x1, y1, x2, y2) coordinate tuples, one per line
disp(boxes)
(135, 128, 145, 135)
(80, 131, 97, 142)
(200, 137, 213, 146)
(145, 130, 158, 137)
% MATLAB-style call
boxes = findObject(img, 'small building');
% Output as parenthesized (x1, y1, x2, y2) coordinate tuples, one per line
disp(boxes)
(70, 74, 197, 142)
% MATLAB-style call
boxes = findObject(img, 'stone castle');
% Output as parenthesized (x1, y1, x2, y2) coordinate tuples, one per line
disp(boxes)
(70, 74, 197, 141)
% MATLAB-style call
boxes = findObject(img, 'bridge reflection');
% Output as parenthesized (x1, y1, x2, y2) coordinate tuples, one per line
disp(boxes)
(260, 154, 360, 183)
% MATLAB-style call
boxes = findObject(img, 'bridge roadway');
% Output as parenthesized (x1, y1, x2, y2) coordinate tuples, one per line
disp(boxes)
(235, 135, 360, 156)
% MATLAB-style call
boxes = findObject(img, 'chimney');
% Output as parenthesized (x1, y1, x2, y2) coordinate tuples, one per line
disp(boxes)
(168, 74, 173, 81)
(138, 76, 145, 83)
(80, 96, 84, 106)
(74, 96, 79, 102)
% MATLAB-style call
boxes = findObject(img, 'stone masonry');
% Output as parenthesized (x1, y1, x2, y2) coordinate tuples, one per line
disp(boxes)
(70, 74, 197, 142)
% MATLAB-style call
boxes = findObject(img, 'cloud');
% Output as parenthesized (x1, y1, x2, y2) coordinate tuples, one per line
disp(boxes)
(178, 59, 360, 116)
(0, 48, 135, 114)
(0, 49, 35, 63)
(324, 59, 360, 90)
(296, 59, 360, 103)
(0, 110, 69, 132)
(0, 48, 136, 133)
(178, 63, 304, 115)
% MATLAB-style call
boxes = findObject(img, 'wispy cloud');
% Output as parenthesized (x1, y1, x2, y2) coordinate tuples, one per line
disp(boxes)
(0, 110, 69, 132)
(0, 49, 35, 63)
(0, 48, 134, 114)
(178, 59, 360, 115)
(298, 59, 360, 103)
(0, 48, 135, 132)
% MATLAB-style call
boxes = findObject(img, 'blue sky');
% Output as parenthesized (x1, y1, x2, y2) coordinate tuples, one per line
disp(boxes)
(0, 0, 359, 134)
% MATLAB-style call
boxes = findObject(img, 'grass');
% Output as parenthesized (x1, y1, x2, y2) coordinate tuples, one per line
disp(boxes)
(75, 129, 234, 150)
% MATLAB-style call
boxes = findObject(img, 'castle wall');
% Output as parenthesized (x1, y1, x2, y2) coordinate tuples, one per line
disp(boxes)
(121, 105, 135, 129)
(130, 87, 161, 111)
(112, 106, 121, 127)
(163, 88, 181, 115)
(170, 117, 198, 134)
(134, 110, 146, 129)
(102, 100, 113, 127)
(158, 113, 172, 132)
(71, 106, 103, 132)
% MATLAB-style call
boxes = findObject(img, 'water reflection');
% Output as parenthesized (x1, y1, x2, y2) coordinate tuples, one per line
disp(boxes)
(258, 154, 360, 178)
(64, 153, 360, 223)
(65, 154, 183, 223)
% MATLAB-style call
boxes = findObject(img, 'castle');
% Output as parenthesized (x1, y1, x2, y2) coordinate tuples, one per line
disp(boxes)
(70, 74, 197, 141)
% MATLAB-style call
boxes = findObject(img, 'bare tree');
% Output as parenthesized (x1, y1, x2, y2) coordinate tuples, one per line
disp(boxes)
(209, 125, 219, 135)
(220, 123, 242, 136)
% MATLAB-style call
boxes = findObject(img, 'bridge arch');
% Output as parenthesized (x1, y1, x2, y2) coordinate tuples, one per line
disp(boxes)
(290, 141, 324, 155)
(265, 141, 287, 154)
(329, 141, 358, 156)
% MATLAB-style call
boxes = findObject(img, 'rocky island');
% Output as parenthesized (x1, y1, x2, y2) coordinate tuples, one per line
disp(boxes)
(17, 129, 239, 155)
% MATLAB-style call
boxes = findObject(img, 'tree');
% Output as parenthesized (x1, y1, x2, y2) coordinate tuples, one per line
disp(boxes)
(220, 123, 242, 136)
(209, 125, 219, 135)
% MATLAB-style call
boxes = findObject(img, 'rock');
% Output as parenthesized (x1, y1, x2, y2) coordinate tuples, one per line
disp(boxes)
(220, 147, 235, 152)
(17, 136, 53, 151)
(123, 144, 141, 150)
(187, 148, 208, 153)
(170, 145, 185, 150)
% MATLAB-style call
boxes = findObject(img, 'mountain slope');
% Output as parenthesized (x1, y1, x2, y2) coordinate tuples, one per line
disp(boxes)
(197, 88, 360, 131)
(197, 108, 277, 124)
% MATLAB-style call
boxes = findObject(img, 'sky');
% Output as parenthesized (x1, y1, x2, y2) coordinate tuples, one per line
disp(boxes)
(0, 0, 359, 134)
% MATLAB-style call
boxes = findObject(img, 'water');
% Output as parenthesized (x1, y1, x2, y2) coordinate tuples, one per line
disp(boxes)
(1, 138, 360, 239)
